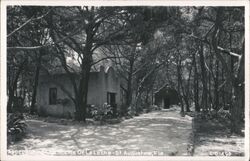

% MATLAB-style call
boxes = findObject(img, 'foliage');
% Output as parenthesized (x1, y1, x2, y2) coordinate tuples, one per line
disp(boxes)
(7, 113, 27, 145)
(6, 6, 245, 132)
(126, 106, 135, 117)
(7, 6, 52, 113)
(90, 103, 113, 122)
(141, 105, 162, 113)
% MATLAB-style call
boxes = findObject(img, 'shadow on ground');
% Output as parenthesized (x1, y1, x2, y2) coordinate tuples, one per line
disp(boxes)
(8, 110, 193, 156)
(193, 116, 244, 156)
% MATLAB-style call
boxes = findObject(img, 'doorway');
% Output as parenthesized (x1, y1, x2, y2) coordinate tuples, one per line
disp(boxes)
(164, 97, 170, 109)
(107, 92, 117, 116)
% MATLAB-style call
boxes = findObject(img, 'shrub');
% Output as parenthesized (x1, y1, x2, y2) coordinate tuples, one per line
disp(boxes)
(127, 106, 135, 116)
(86, 104, 95, 118)
(7, 113, 27, 145)
(90, 103, 113, 121)
(151, 105, 162, 111)
(145, 105, 161, 113)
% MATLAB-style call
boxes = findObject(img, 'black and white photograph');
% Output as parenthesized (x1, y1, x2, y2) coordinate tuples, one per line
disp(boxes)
(1, 0, 249, 160)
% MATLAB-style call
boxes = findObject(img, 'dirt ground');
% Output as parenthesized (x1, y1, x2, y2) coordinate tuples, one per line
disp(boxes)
(193, 115, 245, 156)
(8, 109, 193, 156)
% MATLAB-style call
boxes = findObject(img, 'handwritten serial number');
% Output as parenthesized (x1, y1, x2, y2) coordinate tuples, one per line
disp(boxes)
(209, 151, 232, 156)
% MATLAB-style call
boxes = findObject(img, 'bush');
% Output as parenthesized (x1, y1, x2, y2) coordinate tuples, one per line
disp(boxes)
(86, 104, 95, 118)
(145, 105, 161, 113)
(126, 106, 135, 117)
(151, 105, 162, 111)
(90, 103, 113, 121)
(7, 113, 27, 145)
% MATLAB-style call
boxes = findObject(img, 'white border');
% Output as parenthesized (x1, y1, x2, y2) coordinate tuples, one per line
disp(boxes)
(244, 1, 250, 161)
(1, 0, 249, 161)
(0, 0, 249, 6)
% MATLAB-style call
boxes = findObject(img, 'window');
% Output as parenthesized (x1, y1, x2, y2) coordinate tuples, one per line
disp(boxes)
(49, 88, 57, 105)
(107, 92, 116, 106)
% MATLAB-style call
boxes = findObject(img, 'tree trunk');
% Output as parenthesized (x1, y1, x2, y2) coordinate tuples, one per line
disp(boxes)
(230, 39, 244, 134)
(126, 60, 134, 110)
(183, 95, 190, 112)
(7, 60, 26, 113)
(181, 72, 191, 112)
(214, 59, 219, 110)
(221, 67, 226, 108)
(208, 52, 213, 111)
(30, 49, 43, 114)
(199, 43, 208, 112)
(75, 59, 92, 121)
(193, 52, 200, 112)
(75, 38, 93, 122)
(176, 55, 184, 113)
(184, 54, 193, 112)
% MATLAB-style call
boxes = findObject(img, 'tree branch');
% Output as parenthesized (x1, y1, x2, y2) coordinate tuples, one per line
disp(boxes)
(7, 46, 45, 51)
(91, 56, 123, 66)
(7, 26, 83, 51)
(188, 33, 241, 59)
(7, 9, 51, 38)
(7, 16, 35, 38)
(217, 46, 241, 58)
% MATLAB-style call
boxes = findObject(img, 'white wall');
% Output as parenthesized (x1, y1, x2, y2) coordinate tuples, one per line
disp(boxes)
(37, 66, 122, 118)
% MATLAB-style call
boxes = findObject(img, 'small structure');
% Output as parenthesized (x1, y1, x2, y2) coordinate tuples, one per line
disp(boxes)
(37, 66, 124, 118)
(154, 84, 179, 109)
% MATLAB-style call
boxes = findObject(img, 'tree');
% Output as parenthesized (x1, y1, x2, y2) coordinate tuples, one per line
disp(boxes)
(180, 6, 244, 132)
(48, 6, 173, 120)
(7, 6, 51, 113)
(210, 7, 244, 133)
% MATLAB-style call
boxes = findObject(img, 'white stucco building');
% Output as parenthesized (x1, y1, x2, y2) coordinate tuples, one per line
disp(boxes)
(36, 66, 125, 118)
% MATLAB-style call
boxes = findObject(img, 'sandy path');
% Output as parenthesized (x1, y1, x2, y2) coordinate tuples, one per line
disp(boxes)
(8, 110, 193, 156)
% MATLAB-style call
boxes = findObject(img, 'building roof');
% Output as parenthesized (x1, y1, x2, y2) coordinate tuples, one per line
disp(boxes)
(41, 63, 114, 76)
(154, 83, 169, 94)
